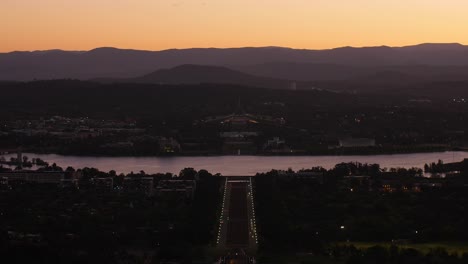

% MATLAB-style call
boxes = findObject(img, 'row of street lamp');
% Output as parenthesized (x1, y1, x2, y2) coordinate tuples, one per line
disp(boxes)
(217, 178, 228, 245)
(249, 177, 258, 245)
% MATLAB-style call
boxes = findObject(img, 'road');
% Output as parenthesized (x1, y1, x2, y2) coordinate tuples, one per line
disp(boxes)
(217, 177, 257, 262)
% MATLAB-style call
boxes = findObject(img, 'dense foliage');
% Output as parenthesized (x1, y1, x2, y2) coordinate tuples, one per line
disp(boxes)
(255, 167, 468, 263)
(0, 168, 222, 263)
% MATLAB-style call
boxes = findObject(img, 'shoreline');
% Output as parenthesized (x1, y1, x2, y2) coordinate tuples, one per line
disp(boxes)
(0, 146, 459, 158)
(1, 150, 467, 176)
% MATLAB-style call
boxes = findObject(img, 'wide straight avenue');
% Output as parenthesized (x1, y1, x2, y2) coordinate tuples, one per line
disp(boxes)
(217, 177, 257, 263)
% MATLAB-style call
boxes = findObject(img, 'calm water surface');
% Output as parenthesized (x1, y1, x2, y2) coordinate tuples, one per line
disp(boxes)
(3, 151, 468, 175)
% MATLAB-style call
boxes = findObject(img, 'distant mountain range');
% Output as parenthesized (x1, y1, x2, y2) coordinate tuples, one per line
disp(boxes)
(1, 43, 468, 89)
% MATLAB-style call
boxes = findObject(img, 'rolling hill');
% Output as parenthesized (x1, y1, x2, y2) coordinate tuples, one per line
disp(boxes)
(95, 64, 294, 90)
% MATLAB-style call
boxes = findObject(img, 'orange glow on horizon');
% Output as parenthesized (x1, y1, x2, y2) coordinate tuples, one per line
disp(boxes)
(2, 0, 468, 52)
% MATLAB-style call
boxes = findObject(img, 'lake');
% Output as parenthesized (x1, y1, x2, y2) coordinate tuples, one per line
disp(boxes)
(2, 151, 468, 175)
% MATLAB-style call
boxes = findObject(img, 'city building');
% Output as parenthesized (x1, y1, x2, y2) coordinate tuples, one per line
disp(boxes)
(123, 177, 154, 196)
(156, 180, 197, 199)
(0, 170, 81, 186)
(277, 170, 324, 183)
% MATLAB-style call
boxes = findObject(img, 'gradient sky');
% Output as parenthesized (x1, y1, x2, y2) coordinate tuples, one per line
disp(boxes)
(2, 0, 468, 52)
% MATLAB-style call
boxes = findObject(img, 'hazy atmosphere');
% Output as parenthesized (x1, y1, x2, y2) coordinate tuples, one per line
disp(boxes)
(2, 0, 468, 51)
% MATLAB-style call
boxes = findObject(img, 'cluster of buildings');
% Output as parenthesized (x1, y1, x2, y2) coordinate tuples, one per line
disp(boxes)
(155, 180, 197, 199)
(0, 167, 198, 202)
(90, 177, 196, 198)
(4, 116, 142, 139)
(0, 116, 187, 155)
(277, 170, 325, 183)
(197, 106, 291, 155)
(1, 111, 385, 156)
(340, 174, 452, 193)
(0, 170, 82, 189)
(272, 163, 468, 193)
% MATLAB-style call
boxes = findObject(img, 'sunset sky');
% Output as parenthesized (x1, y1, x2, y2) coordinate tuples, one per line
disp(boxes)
(2, 0, 468, 52)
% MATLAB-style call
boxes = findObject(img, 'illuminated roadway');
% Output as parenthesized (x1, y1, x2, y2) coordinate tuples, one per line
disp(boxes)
(216, 177, 257, 263)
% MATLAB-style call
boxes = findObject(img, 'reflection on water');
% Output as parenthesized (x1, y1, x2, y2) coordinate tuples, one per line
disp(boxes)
(1, 152, 467, 176)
